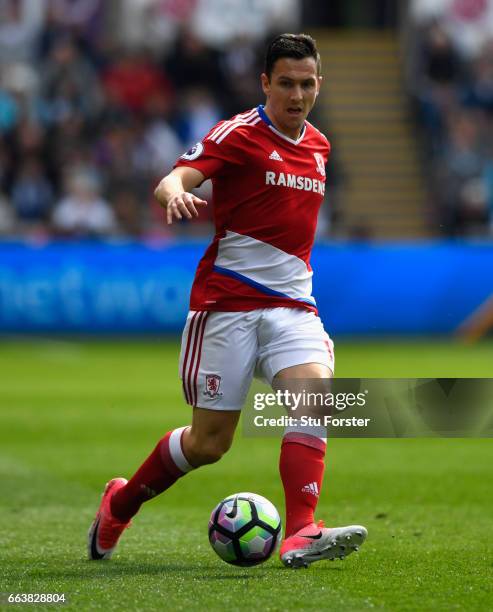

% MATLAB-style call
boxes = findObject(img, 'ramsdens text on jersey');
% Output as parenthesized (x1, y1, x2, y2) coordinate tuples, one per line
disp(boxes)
(265, 171, 325, 195)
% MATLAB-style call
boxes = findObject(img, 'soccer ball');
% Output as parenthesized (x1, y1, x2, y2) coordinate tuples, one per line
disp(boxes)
(208, 492, 282, 566)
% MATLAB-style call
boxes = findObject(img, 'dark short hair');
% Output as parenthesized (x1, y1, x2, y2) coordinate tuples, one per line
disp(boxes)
(264, 33, 321, 79)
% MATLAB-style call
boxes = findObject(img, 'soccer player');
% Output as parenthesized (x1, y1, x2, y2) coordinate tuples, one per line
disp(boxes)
(88, 33, 367, 568)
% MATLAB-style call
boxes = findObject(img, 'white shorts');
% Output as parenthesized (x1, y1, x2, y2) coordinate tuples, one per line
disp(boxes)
(179, 307, 334, 411)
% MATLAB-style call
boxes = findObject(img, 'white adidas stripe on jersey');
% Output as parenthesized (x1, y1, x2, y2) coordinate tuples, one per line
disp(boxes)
(215, 117, 261, 144)
(208, 109, 259, 143)
(208, 113, 254, 141)
(208, 108, 258, 140)
(208, 109, 257, 141)
(208, 114, 260, 143)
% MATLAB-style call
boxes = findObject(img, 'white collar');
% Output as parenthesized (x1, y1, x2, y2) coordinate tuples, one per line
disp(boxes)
(268, 123, 306, 145)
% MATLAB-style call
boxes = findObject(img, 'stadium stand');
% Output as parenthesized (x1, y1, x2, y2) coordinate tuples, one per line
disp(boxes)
(405, 0, 493, 237)
(0, 0, 299, 240)
(0, 0, 492, 240)
(317, 30, 429, 239)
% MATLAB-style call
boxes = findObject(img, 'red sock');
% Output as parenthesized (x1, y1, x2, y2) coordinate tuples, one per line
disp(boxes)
(279, 433, 326, 537)
(110, 427, 193, 522)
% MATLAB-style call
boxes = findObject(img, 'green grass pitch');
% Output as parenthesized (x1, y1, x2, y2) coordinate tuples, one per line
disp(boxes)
(0, 339, 492, 611)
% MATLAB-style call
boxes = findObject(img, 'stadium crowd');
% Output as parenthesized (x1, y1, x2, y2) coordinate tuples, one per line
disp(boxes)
(408, 0, 493, 236)
(2, 0, 492, 240)
(0, 0, 299, 239)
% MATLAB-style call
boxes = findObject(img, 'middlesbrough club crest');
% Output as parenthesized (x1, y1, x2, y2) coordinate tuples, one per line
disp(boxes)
(314, 152, 326, 176)
(204, 374, 223, 398)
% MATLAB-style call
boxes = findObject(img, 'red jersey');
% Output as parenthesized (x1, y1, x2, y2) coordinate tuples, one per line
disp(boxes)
(174, 105, 330, 313)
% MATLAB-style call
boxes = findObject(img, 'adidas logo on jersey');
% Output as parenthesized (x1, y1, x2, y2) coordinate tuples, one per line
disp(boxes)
(269, 150, 283, 161)
(301, 482, 319, 497)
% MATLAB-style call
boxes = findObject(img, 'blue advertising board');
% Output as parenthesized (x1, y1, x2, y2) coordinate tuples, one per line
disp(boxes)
(0, 241, 491, 334)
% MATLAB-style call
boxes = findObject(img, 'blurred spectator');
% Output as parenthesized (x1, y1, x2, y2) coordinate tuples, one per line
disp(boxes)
(219, 35, 264, 113)
(1, 60, 39, 116)
(0, 136, 12, 190)
(48, 0, 102, 34)
(45, 113, 92, 184)
(37, 36, 103, 125)
(11, 156, 53, 224)
(112, 184, 146, 238)
(135, 112, 183, 176)
(413, 24, 463, 152)
(102, 48, 174, 115)
(411, 0, 493, 59)
(462, 43, 493, 114)
(0, 84, 18, 132)
(485, 159, 493, 231)
(0, 0, 44, 65)
(94, 121, 151, 196)
(115, 0, 197, 53)
(36, 1, 107, 67)
(175, 88, 222, 148)
(52, 167, 117, 237)
(190, 0, 300, 48)
(38, 1, 106, 67)
(456, 176, 490, 234)
(433, 111, 490, 234)
(421, 23, 462, 86)
(408, 1, 493, 235)
(165, 27, 225, 96)
(13, 119, 46, 158)
(0, 189, 15, 234)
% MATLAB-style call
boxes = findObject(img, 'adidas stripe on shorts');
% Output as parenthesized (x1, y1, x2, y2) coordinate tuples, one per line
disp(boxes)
(179, 307, 334, 410)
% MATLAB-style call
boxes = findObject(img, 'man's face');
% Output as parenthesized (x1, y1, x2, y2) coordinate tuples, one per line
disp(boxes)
(261, 57, 321, 139)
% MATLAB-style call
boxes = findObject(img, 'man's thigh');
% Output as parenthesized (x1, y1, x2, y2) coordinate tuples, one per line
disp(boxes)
(257, 307, 335, 384)
(179, 310, 259, 410)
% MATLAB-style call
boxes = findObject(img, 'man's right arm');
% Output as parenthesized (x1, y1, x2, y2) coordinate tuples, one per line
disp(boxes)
(154, 166, 208, 225)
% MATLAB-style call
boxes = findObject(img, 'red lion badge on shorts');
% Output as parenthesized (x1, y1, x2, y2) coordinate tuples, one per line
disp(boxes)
(204, 374, 223, 398)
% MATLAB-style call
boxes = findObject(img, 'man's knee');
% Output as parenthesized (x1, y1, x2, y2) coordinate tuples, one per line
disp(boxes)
(184, 407, 239, 467)
(186, 431, 233, 466)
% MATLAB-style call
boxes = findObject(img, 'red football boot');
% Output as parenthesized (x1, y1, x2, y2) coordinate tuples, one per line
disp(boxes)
(88, 478, 131, 560)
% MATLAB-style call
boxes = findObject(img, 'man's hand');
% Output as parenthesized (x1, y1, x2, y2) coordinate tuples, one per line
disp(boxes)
(154, 167, 208, 225)
(166, 192, 208, 225)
